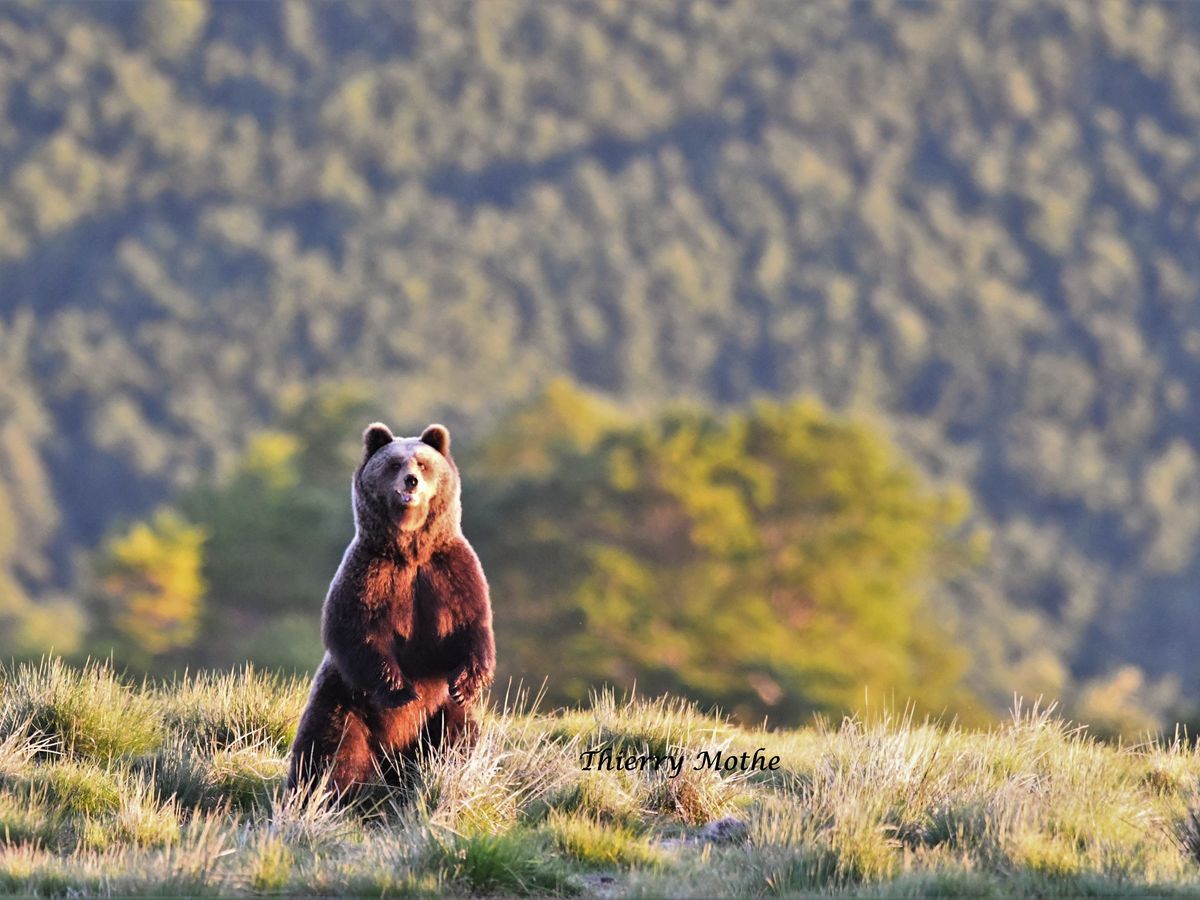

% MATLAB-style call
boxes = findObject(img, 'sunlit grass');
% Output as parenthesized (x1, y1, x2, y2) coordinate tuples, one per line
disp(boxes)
(545, 812, 663, 869)
(0, 658, 163, 760)
(158, 666, 308, 753)
(426, 829, 578, 895)
(0, 659, 1199, 896)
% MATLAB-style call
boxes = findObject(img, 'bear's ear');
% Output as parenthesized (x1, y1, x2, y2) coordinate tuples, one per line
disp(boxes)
(362, 422, 395, 462)
(421, 423, 451, 456)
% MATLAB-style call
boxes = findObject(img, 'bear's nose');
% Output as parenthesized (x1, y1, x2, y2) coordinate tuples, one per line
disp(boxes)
(403, 474, 419, 491)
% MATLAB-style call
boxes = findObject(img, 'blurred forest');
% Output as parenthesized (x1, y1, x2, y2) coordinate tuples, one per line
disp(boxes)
(1, 0, 1199, 731)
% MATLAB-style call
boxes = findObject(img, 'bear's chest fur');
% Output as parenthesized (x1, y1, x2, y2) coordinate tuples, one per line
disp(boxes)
(361, 556, 460, 673)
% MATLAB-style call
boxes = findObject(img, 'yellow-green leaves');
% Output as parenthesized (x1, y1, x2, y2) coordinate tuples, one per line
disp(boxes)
(99, 510, 207, 656)
(469, 382, 975, 724)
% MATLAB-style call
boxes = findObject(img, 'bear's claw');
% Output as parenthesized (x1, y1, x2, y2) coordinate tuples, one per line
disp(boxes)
(449, 665, 493, 706)
(448, 668, 476, 706)
(374, 682, 421, 708)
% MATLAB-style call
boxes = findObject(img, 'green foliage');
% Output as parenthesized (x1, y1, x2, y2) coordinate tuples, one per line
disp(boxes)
(172, 386, 373, 671)
(182, 432, 342, 621)
(0, 315, 76, 657)
(471, 384, 973, 722)
(467, 377, 627, 479)
(97, 510, 207, 659)
(87, 379, 975, 725)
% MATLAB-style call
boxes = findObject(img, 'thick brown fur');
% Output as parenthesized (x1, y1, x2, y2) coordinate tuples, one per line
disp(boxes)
(288, 422, 495, 798)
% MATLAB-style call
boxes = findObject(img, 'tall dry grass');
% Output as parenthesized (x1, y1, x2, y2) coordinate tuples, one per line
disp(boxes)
(0, 659, 1198, 896)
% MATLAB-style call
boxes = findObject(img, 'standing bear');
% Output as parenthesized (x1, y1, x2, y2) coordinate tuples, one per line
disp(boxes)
(288, 422, 495, 797)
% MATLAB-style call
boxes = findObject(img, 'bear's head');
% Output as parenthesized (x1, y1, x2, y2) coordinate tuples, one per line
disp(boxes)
(353, 422, 460, 550)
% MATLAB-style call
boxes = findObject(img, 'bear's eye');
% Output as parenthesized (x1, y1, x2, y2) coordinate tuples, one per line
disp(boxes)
(388, 460, 403, 472)
(418, 461, 428, 472)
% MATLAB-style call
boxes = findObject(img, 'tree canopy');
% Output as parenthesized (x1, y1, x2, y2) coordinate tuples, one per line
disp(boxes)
(468, 387, 976, 722)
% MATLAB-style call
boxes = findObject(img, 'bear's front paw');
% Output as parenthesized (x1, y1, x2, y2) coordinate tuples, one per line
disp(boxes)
(373, 682, 421, 709)
(449, 666, 489, 706)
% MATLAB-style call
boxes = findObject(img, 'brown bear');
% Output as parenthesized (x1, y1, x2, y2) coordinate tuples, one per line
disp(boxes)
(287, 422, 495, 798)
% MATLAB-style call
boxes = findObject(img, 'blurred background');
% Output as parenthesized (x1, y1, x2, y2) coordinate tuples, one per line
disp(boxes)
(1, 0, 1197, 738)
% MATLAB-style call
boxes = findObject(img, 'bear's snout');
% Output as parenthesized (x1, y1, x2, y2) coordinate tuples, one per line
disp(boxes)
(394, 470, 425, 509)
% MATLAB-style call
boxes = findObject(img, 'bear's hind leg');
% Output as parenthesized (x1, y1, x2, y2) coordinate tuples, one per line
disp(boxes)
(381, 702, 472, 790)
(289, 662, 376, 801)
(420, 700, 479, 755)
(326, 711, 373, 799)
(290, 706, 373, 800)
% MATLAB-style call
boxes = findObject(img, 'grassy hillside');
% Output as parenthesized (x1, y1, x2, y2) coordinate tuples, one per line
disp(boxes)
(0, 660, 1199, 896)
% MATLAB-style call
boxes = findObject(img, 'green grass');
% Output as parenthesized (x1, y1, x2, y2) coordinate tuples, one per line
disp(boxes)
(0, 658, 162, 760)
(0, 661, 1199, 896)
(22, 761, 122, 816)
(545, 813, 663, 869)
(158, 666, 308, 753)
(427, 830, 578, 895)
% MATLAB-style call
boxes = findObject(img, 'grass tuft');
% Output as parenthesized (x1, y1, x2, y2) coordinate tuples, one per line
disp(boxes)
(136, 736, 212, 809)
(246, 834, 293, 893)
(207, 739, 287, 812)
(160, 667, 308, 753)
(545, 773, 643, 827)
(24, 761, 123, 816)
(1175, 786, 1200, 866)
(0, 794, 65, 851)
(83, 777, 181, 851)
(644, 753, 746, 825)
(546, 812, 663, 869)
(427, 828, 579, 896)
(0, 724, 54, 783)
(264, 775, 356, 850)
(0, 658, 163, 761)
